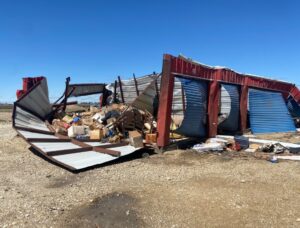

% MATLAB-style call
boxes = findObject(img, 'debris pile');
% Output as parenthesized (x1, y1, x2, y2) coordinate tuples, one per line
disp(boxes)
(50, 103, 158, 148)
(192, 135, 300, 162)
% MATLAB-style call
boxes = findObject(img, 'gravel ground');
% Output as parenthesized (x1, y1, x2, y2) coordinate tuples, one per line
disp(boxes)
(1, 111, 300, 227)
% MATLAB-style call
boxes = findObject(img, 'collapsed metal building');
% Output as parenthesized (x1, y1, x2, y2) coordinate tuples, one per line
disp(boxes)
(155, 54, 300, 147)
(12, 54, 300, 170)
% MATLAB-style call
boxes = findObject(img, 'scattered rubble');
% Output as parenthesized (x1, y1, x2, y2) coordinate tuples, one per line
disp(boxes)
(191, 134, 300, 162)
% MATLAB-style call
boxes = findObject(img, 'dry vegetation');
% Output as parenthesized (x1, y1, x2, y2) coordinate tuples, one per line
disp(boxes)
(1, 111, 300, 227)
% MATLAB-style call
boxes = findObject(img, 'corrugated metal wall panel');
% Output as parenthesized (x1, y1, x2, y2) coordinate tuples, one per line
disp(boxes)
(287, 96, 300, 117)
(218, 84, 240, 132)
(17, 79, 52, 119)
(14, 106, 51, 132)
(18, 130, 58, 139)
(53, 151, 116, 170)
(249, 89, 296, 133)
(175, 78, 207, 137)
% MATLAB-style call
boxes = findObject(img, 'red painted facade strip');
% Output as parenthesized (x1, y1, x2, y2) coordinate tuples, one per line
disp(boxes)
(157, 55, 174, 147)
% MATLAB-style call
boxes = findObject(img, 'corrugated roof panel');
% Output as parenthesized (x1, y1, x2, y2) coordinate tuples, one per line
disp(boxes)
(85, 142, 111, 147)
(218, 84, 240, 132)
(175, 78, 207, 137)
(53, 151, 116, 170)
(14, 106, 51, 132)
(249, 89, 296, 133)
(18, 130, 58, 139)
(132, 80, 157, 114)
(32, 142, 81, 153)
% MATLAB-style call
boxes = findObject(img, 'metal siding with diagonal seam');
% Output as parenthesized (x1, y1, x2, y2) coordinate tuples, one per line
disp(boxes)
(249, 89, 296, 134)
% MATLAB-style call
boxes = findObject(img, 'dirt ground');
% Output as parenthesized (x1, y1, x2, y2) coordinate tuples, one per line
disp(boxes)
(1, 111, 300, 227)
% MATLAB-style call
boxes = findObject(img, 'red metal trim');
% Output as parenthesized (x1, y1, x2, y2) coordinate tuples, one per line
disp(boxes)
(240, 85, 249, 132)
(207, 69, 221, 137)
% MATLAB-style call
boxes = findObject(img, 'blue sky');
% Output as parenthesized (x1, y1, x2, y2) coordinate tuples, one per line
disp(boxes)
(0, 0, 299, 103)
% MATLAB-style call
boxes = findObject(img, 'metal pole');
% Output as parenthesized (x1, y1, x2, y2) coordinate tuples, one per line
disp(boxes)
(63, 77, 70, 111)
(133, 73, 139, 96)
(118, 76, 125, 103)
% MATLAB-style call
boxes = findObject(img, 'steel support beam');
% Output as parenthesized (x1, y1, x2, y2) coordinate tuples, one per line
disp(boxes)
(207, 69, 221, 137)
(240, 85, 249, 132)
(157, 54, 174, 147)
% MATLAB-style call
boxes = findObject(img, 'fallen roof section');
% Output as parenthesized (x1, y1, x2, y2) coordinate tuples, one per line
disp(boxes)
(13, 78, 142, 171)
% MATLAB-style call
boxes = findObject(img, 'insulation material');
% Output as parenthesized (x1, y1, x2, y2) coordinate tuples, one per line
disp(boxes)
(218, 84, 240, 132)
(175, 78, 207, 137)
(249, 89, 296, 134)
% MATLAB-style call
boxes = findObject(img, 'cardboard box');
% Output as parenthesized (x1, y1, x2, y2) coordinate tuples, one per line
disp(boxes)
(129, 131, 143, 148)
(145, 133, 157, 144)
(68, 126, 88, 138)
(89, 129, 103, 140)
